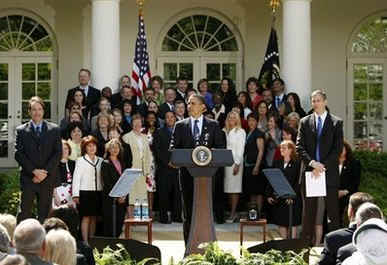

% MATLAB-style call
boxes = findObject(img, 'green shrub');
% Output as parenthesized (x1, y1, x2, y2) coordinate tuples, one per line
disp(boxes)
(354, 151, 387, 216)
(93, 244, 158, 265)
(0, 170, 21, 216)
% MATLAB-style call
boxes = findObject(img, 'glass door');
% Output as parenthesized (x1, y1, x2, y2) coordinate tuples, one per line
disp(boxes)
(348, 58, 387, 152)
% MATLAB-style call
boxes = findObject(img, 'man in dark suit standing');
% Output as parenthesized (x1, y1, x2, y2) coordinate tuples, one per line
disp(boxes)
(169, 94, 226, 243)
(65, 69, 101, 113)
(271, 78, 287, 111)
(175, 76, 188, 102)
(318, 192, 374, 265)
(159, 88, 176, 120)
(154, 111, 181, 223)
(15, 97, 62, 223)
(296, 90, 344, 246)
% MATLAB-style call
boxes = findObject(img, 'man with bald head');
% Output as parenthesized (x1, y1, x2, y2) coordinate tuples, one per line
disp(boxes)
(13, 219, 53, 265)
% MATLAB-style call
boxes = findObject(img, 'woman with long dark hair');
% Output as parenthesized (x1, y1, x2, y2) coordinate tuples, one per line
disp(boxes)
(237, 91, 253, 119)
(287, 92, 306, 118)
(220, 78, 237, 114)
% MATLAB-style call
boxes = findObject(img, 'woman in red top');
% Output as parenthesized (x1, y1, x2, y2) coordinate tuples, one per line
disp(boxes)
(246, 77, 263, 110)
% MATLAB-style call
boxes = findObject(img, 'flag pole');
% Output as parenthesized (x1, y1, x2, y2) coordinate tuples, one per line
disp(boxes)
(136, 0, 145, 16)
(270, 0, 280, 27)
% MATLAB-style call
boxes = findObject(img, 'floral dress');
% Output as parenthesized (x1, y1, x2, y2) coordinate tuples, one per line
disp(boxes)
(143, 129, 156, 192)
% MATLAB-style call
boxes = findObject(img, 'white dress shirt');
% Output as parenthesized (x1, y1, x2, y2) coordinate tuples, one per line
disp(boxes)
(80, 85, 89, 97)
(314, 110, 328, 130)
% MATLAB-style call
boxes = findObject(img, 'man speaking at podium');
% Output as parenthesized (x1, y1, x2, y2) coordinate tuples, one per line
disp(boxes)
(169, 94, 226, 244)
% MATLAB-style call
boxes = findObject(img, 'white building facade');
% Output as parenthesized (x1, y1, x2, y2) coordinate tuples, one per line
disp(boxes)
(0, 0, 386, 167)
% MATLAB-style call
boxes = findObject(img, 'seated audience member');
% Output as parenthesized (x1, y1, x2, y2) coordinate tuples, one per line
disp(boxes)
(153, 111, 181, 223)
(212, 92, 226, 128)
(338, 141, 361, 226)
(243, 113, 266, 215)
(121, 99, 134, 132)
(67, 122, 84, 161)
(220, 77, 237, 114)
(150, 76, 165, 106)
(198, 79, 214, 110)
(174, 100, 186, 121)
(246, 77, 263, 111)
(13, 219, 53, 265)
(287, 92, 306, 118)
(0, 255, 27, 265)
(159, 87, 176, 119)
(341, 204, 385, 265)
(265, 114, 282, 167)
(91, 113, 113, 157)
(42, 218, 68, 233)
(44, 229, 77, 265)
(237, 91, 253, 120)
(53, 140, 76, 209)
(0, 224, 10, 261)
(267, 140, 302, 239)
(101, 139, 130, 237)
(285, 112, 300, 131)
(0, 214, 16, 243)
(49, 206, 95, 265)
(90, 97, 111, 131)
(318, 192, 374, 265)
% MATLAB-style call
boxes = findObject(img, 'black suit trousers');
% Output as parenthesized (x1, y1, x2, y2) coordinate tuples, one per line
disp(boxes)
(18, 181, 53, 224)
(158, 167, 181, 223)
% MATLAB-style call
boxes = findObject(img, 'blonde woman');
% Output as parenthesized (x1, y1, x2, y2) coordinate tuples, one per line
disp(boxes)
(223, 111, 246, 223)
(44, 229, 77, 265)
(122, 114, 152, 214)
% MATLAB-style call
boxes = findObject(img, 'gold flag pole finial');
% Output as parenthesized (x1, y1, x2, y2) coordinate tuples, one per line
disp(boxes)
(270, 0, 280, 15)
(136, 0, 145, 16)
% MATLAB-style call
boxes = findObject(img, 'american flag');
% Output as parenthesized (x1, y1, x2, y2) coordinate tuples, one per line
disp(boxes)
(131, 15, 151, 103)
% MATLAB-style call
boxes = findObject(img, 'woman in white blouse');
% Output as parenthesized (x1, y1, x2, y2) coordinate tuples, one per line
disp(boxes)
(223, 111, 246, 223)
(72, 135, 103, 244)
(122, 114, 152, 214)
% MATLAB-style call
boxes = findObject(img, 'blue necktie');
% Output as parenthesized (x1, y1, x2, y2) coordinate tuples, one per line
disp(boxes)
(316, 116, 323, 161)
(276, 97, 280, 108)
(35, 125, 41, 137)
(193, 120, 200, 140)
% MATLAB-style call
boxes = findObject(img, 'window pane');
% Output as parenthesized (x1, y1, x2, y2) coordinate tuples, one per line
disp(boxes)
(0, 103, 7, 119)
(8, 15, 22, 32)
(37, 82, 51, 100)
(207, 64, 220, 81)
(164, 63, 177, 81)
(354, 102, 367, 120)
(21, 17, 37, 35)
(368, 64, 383, 82)
(354, 83, 367, 100)
(222, 64, 237, 81)
(178, 17, 194, 35)
(162, 38, 178, 51)
(193, 15, 206, 32)
(369, 122, 383, 138)
(22, 83, 35, 100)
(167, 25, 185, 42)
(22, 63, 36, 81)
(0, 64, 8, 81)
(35, 37, 52, 52)
(221, 38, 238, 51)
(354, 121, 367, 138)
(30, 24, 48, 42)
(38, 63, 51, 81)
(22, 102, 29, 120)
(206, 17, 222, 35)
(0, 83, 8, 100)
(354, 64, 367, 82)
(215, 25, 233, 42)
(369, 102, 383, 120)
(179, 63, 193, 81)
(369, 83, 383, 100)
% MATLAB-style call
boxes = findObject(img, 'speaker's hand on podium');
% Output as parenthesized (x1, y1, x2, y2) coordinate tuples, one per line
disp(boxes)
(168, 162, 178, 169)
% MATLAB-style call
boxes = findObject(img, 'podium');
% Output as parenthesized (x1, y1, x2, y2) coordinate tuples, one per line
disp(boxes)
(171, 147, 233, 256)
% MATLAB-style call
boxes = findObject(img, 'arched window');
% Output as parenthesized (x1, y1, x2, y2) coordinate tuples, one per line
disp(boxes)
(0, 15, 53, 52)
(157, 10, 243, 92)
(162, 15, 238, 52)
(348, 13, 387, 152)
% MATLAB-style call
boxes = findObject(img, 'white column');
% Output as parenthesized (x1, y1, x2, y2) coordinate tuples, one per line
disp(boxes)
(91, 0, 120, 91)
(282, 0, 312, 108)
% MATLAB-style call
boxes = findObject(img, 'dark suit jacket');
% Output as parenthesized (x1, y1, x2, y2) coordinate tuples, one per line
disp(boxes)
(318, 224, 356, 265)
(65, 86, 101, 111)
(153, 126, 173, 167)
(336, 243, 357, 265)
(175, 90, 186, 102)
(339, 159, 361, 195)
(170, 117, 226, 150)
(296, 113, 344, 187)
(15, 120, 62, 188)
(101, 159, 129, 205)
(159, 102, 174, 119)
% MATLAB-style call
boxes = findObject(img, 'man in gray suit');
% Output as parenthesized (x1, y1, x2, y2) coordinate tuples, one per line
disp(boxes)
(14, 219, 53, 265)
